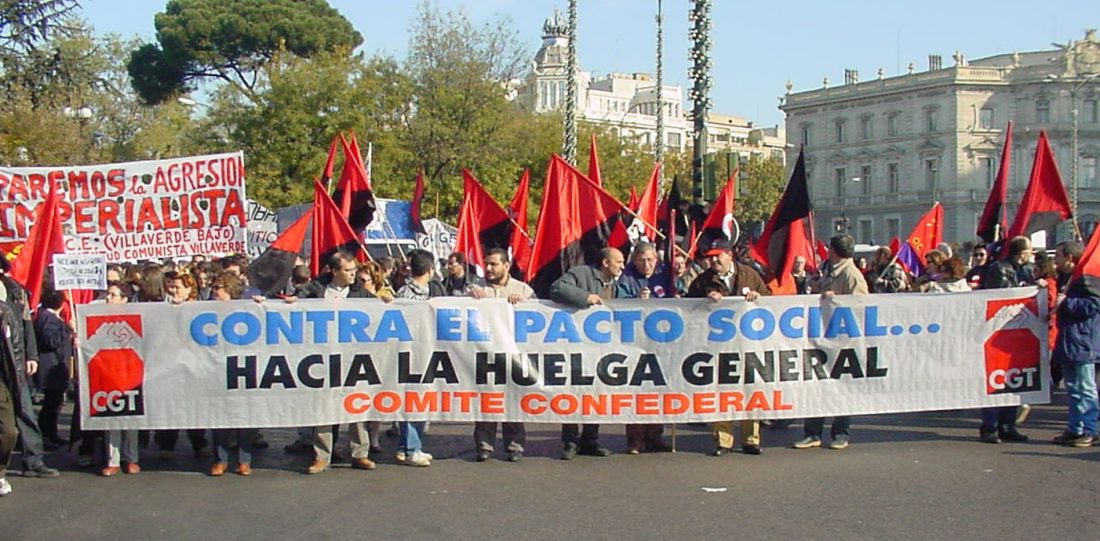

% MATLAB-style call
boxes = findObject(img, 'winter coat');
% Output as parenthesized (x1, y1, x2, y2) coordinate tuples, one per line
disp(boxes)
(1052, 282, 1100, 365)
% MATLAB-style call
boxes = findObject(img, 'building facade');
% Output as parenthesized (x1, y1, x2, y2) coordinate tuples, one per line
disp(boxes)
(517, 9, 786, 168)
(780, 30, 1100, 247)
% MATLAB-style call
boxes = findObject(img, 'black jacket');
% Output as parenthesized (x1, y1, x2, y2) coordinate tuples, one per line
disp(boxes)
(2, 275, 38, 370)
(299, 275, 376, 300)
(34, 309, 73, 390)
(0, 302, 22, 415)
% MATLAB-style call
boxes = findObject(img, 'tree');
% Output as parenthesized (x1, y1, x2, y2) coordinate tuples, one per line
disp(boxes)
(734, 155, 787, 226)
(0, 0, 78, 56)
(127, 0, 362, 105)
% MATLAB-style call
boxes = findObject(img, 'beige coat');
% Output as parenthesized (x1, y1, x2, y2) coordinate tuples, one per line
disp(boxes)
(819, 257, 869, 296)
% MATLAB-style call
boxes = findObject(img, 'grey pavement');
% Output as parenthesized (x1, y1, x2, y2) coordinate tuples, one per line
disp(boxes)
(2, 392, 1098, 541)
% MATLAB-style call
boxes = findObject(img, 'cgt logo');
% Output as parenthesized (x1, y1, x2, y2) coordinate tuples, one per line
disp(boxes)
(983, 296, 1042, 395)
(85, 314, 146, 417)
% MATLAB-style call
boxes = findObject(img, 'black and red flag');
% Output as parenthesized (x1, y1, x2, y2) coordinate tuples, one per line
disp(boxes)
(311, 179, 366, 276)
(247, 212, 311, 297)
(750, 149, 813, 295)
(332, 134, 377, 231)
(588, 134, 602, 187)
(411, 170, 427, 234)
(527, 155, 630, 296)
(508, 169, 533, 278)
(454, 170, 513, 275)
(693, 170, 738, 257)
(977, 121, 1012, 243)
(1005, 130, 1072, 240)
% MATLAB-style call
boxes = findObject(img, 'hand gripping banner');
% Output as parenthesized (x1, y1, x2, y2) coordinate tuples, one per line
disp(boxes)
(77, 288, 1049, 429)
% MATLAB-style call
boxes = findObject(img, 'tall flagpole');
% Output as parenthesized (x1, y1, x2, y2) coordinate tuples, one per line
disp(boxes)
(562, 0, 578, 165)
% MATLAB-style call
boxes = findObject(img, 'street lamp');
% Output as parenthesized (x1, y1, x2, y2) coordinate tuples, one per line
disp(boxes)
(177, 96, 211, 109)
(1046, 72, 1100, 223)
(617, 102, 646, 145)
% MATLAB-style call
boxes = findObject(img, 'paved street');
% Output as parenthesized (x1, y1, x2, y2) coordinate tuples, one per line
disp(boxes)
(3, 393, 1098, 541)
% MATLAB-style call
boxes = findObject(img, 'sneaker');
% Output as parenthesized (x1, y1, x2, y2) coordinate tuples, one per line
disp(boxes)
(0, 478, 11, 496)
(999, 429, 1029, 443)
(741, 444, 762, 455)
(395, 451, 406, 464)
(507, 451, 523, 463)
(1015, 404, 1031, 425)
(828, 435, 850, 450)
(979, 431, 1001, 444)
(476, 450, 491, 462)
(792, 436, 821, 449)
(561, 443, 578, 461)
(1053, 431, 1095, 447)
(22, 463, 60, 478)
(577, 445, 612, 457)
(626, 447, 641, 455)
(711, 447, 732, 457)
(405, 451, 431, 467)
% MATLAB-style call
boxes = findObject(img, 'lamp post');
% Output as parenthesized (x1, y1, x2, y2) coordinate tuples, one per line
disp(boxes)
(654, 0, 665, 188)
(688, 0, 712, 205)
(617, 102, 645, 145)
(562, 0, 579, 165)
(1047, 72, 1100, 222)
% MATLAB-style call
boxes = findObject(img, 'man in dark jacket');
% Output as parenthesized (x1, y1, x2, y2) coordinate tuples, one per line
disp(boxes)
(550, 247, 641, 459)
(298, 250, 379, 474)
(1, 300, 23, 496)
(978, 235, 1034, 444)
(33, 290, 72, 449)
(687, 238, 770, 455)
(1051, 277, 1100, 447)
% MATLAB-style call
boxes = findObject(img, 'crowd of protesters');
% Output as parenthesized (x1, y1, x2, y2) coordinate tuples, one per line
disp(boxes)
(1, 230, 1097, 498)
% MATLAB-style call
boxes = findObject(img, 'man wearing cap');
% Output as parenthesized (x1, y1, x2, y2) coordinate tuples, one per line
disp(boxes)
(793, 234, 869, 450)
(687, 238, 770, 456)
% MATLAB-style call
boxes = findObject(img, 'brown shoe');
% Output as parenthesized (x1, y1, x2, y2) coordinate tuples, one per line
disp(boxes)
(352, 458, 376, 471)
(123, 463, 141, 475)
(209, 462, 228, 477)
(235, 463, 252, 476)
(99, 466, 121, 477)
(307, 460, 329, 474)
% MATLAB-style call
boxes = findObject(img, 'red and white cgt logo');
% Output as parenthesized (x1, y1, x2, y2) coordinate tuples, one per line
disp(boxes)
(85, 314, 146, 417)
(983, 296, 1042, 395)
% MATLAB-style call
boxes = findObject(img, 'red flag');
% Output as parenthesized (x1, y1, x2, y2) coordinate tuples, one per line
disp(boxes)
(1005, 130, 1072, 240)
(10, 177, 64, 308)
(896, 203, 944, 274)
(321, 135, 339, 187)
(411, 170, 427, 234)
(527, 155, 629, 295)
(695, 170, 738, 251)
(332, 134, 377, 231)
(1071, 225, 1100, 293)
(508, 169, 533, 277)
(248, 212, 312, 296)
(311, 179, 366, 275)
(816, 240, 830, 264)
(977, 122, 1012, 243)
(627, 186, 641, 212)
(588, 134, 602, 187)
(629, 162, 662, 241)
(888, 236, 901, 259)
(454, 170, 513, 275)
(751, 150, 812, 293)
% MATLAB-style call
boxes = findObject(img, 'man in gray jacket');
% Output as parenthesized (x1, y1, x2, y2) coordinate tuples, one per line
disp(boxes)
(550, 247, 641, 459)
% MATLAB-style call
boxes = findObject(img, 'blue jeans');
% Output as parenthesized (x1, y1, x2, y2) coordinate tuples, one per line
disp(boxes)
(399, 422, 426, 453)
(1063, 363, 1099, 435)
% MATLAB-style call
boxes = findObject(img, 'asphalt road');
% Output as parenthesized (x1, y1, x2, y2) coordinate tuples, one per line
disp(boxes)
(2, 393, 1098, 541)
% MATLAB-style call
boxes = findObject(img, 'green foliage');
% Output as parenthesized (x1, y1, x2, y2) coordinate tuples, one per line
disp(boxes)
(0, 0, 78, 56)
(735, 155, 788, 225)
(127, 0, 362, 104)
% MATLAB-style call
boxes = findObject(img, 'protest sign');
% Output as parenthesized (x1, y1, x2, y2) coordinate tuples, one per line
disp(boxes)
(0, 152, 248, 262)
(53, 253, 107, 290)
(245, 199, 278, 259)
(77, 288, 1049, 430)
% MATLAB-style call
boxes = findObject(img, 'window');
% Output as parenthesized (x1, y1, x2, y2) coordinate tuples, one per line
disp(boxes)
(1086, 99, 1099, 124)
(835, 167, 846, 197)
(1083, 157, 1099, 188)
(886, 218, 901, 240)
(861, 117, 872, 140)
(860, 165, 873, 195)
(540, 82, 548, 109)
(925, 109, 937, 132)
(925, 158, 939, 191)
(667, 132, 681, 147)
(858, 219, 873, 245)
(835, 120, 846, 143)
(1036, 99, 1050, 123)
(980, 107, 995, 129)
(979, 157, 996, 188)
(801, 124, 811, 146)
(887, 113, 899, 137)
(887, 163, 899, 193)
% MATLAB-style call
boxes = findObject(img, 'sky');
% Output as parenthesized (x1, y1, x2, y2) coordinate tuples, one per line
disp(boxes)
(82, 0, 1094, 127)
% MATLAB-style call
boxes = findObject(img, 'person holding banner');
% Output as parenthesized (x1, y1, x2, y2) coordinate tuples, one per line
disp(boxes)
(977, 236, 1035, 444)
(550, 247, 640, 460)
(155, 271, 211, 460)
(1051, 273, 1100, 447)
(297, 251, 379, 474)
(794, 234, 869, 450)
(208, 273, 257, 477)
(622, 242, 671, 454)
(394, 249, 446, 467)
(688, 238, 770, 456)
(469, 248, 535, 462)
(100, 288, 141, 477)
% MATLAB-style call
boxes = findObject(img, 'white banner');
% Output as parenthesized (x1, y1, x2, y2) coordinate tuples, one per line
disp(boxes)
(245, 199, 278, 259)
(53, 253, 107, 290)
(76, 288, 1049, 430)
(0, 152, 248, 262)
